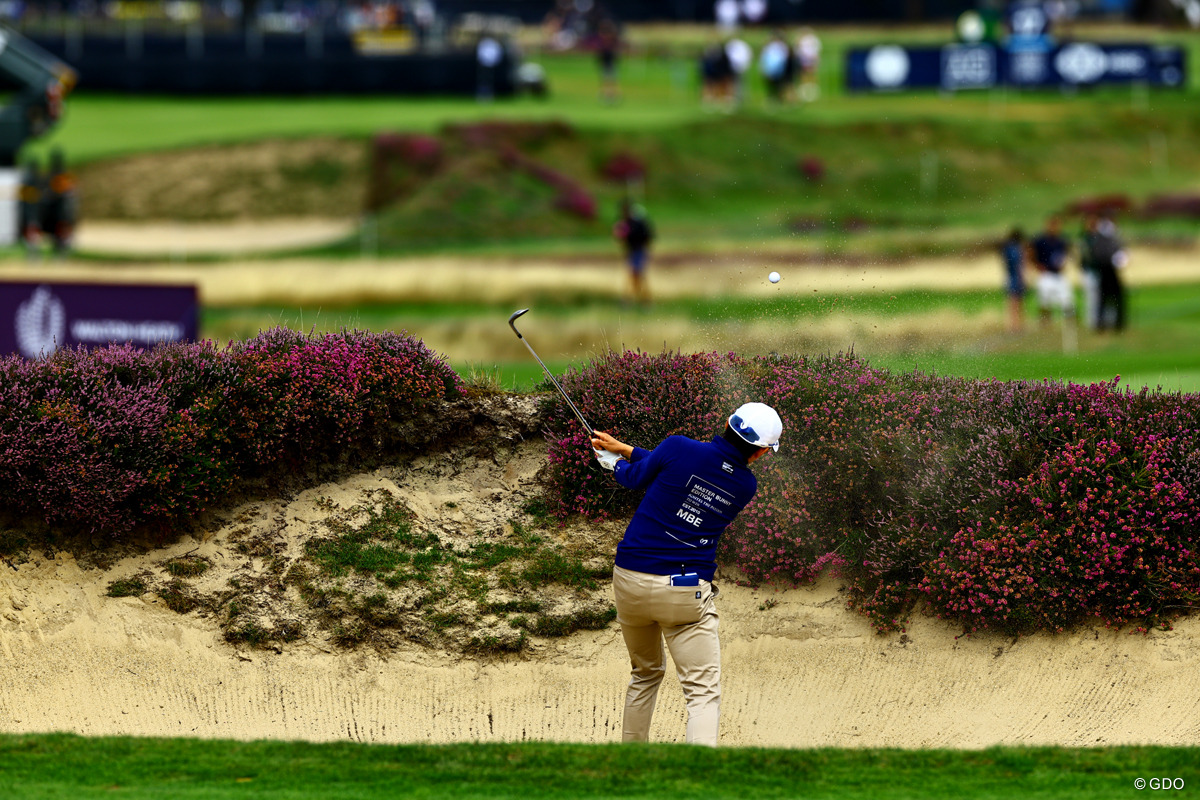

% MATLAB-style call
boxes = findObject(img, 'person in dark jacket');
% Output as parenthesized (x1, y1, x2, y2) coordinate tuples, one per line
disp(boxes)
(595, 17, 621, 104)
(1029, 215, 1073, 326)
(1092, 216, 1128, 332)
(613, 201, 655, 306)
(1000, 227, 1027, 333)
(18, 157, 44, 259)
(591, 402, 783, 746)
(41, 148, 77, 257)
(1078, 214, 1102, 330)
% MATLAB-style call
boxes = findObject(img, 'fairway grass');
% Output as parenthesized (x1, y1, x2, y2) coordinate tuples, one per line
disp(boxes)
(201, 280, 1200, 395)
(0, 734, 1194, 799)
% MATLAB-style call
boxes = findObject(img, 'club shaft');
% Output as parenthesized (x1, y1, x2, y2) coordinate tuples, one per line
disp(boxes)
(518, 337, 594, 437)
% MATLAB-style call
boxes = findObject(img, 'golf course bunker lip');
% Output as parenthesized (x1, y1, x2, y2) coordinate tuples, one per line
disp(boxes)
(3, 529, 1200, 748)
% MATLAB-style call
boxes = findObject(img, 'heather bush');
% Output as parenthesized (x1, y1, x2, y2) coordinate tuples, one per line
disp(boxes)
(0, 329, 462, 538)
(543, 350, 1200, 635)
(921, 381, 1200, 634)
(543, 350, 732, 520)
(0, 345, 173, 532)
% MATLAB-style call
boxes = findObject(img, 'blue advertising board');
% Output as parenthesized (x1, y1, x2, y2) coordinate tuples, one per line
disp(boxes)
(0, 281, 198, 358)
(847, 42, 1186, 92)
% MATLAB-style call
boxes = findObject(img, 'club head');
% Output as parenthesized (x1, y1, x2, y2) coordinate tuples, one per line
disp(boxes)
(508, 308, 530, 337)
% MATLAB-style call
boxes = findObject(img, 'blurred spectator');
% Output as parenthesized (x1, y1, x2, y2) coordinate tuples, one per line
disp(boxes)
(516, 61, 548, 98)
(544, 0, 582, 50)
(411, 0, 435, 46)
(1093, 216, 1128, 332)
(595, 16, 620, 104)
(1000, 227, 1027, 333)
(475, 35, 502, 101)
(42, 148, 77, 258)
(614, 200, 655, 306)
(1078, 214, 1101, 329)
(700, 40, 733, 109)
(796, 27, 821, 101)
(18, 156, 43, 259)
(741, 0, 767, 24)
(714, 0, 739, 32)
(758, 31, 795, 106)
(724, 37, 752, 108)
(1030, 215, 1073, 326)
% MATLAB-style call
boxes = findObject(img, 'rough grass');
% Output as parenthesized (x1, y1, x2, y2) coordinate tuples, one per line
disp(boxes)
(2, 733, 1196, 799)
(75, 137, 368, 221)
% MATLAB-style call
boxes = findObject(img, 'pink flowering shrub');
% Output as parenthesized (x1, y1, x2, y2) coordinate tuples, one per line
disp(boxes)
(0, 345, 174, 533)
(366, 133, 445, 212)
(920, 381, 1200, 634)
(227, 328, 461, 465)
(500, 146, 598, 221)
(798, 155, 826, 181)
(599, 152, 647, 183)
(543, 350, 732, 520)
(544, 351, 1200, 634)
(0, 329, 461, 537)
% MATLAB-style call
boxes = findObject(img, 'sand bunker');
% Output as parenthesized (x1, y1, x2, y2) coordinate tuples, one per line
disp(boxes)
(3, 456, 1200, 748)
(73, 219, 358, 257)
(4, 551, 1200, 748)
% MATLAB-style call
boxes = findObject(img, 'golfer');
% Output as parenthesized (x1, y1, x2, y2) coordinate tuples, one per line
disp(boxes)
(591, 402, 782, 746)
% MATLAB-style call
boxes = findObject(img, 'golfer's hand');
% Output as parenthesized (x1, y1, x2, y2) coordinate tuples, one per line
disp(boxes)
(591, 431, 633, 459)
(593, 448, 622, 472)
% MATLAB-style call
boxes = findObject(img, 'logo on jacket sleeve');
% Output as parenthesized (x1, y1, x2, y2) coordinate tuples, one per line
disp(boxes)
(721, 461, 734, 474)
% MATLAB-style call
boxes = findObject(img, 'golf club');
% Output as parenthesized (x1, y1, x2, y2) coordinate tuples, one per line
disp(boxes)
(507, 308, 595, 438)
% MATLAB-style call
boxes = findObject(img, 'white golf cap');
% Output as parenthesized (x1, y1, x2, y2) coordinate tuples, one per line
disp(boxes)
(728, 402, 782, 452)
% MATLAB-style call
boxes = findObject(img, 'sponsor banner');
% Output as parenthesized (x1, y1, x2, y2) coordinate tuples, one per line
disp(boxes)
(0, 281, 198, 358)
(847, 43, 1186, 91)
(941, 44, 998, 90)
(1022, 42, 1186, 88)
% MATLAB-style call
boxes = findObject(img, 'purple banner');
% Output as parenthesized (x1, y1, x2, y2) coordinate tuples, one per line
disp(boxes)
(0, 281, 198, 358)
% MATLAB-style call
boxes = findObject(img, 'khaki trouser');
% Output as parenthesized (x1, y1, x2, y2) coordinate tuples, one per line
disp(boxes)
(612, 565, 721, 746)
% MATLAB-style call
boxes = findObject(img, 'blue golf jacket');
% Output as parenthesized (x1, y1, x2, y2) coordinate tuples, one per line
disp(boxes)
(612, 435, 758, 581)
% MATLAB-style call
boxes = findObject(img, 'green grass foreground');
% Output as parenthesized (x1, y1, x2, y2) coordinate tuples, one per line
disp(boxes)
(0, 734, 1194, 799)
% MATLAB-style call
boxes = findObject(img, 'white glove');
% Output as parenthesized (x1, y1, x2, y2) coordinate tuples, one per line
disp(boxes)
(593, 448, 622, 472)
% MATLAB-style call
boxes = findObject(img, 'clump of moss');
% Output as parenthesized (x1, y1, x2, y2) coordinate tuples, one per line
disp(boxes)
(106, 576, 148, 598)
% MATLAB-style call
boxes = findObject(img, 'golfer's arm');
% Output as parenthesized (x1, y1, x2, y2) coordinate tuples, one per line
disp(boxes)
(614, 446, 659, 490)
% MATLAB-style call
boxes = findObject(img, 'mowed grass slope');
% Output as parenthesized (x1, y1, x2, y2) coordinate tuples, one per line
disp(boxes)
(1, 734, 1194, 799)
(38, 25, 1200, 257)
(59, 93, 1200, 257)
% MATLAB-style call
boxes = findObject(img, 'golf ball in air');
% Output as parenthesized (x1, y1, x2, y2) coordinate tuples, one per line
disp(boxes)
(768, 271, 781, 284)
